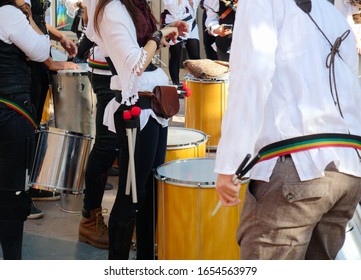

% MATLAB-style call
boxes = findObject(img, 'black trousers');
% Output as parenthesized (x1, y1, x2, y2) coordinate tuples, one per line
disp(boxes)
(110, 117, 168, 259)
(0, 92, 35, 260)
(202, 10, 218, 60)
(0, 219, 24, 260)
(168, 39, 200, 85)
(83, 74, 119, 211)
(28, 61, 50, 124)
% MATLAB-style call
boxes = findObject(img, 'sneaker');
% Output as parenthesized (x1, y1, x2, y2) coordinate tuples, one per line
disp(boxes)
(105, 182, 113, 191)
(29, 188, 60, 201)
(28, 201, 44, 219)
(108, 167, 119, 177)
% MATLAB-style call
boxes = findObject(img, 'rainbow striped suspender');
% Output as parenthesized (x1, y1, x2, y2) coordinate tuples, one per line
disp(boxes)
(0, 97, 38, 129)
(236, 133, 361, 179)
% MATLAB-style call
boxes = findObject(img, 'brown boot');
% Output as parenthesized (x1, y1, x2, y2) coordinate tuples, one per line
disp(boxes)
(78, 207, 109, 249)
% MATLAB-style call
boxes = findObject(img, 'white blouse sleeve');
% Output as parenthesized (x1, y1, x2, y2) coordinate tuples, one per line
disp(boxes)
(0, 6, 50, 62)
(96, 2, 147, 105)
(204, 0, 220, 34)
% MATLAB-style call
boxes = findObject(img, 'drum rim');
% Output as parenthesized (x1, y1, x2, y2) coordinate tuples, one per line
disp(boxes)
(167, 127, 208, 149)
(184, 74, 229, 83)
(56, 63, 88, 75)
(155, 158, 216, 188)
(56, 71, 88, 76)
(36, 127, 93, 140)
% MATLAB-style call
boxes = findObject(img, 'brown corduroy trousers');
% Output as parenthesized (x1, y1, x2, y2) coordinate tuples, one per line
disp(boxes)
(237, 157, 361, 260)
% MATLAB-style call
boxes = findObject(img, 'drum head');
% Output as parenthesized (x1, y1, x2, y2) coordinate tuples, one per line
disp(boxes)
(167, 127, 207, 149)
(156, 158, 216, 187)
(57, 63, 88, 75)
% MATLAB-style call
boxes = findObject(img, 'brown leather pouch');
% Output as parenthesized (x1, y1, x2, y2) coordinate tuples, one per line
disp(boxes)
(139, 86, 180, 119)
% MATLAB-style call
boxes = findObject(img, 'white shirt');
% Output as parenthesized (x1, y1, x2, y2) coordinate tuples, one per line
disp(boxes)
(334, 0, 361, 50)
(215, 0, 361, 181)
(204, 0, 220, 36)
(88, 0, 169, 132)
(0, 5, 50, 62)
(83, 0, 111, 76)
(163, 0, 200, 41)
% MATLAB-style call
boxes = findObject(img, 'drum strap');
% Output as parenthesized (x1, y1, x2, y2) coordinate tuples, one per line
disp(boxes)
(0, 97, 38, 129)
(88, 57, 111, 71)
(236, 133, 361, 179)
(105, 57, 158, 76)
(219, 0, 237, 19)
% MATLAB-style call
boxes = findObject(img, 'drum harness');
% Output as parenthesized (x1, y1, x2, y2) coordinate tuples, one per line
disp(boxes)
(234, 0, 361, 181)
(0, 97, 38, 129)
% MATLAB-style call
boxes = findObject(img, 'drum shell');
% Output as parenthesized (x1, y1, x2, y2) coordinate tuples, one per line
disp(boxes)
(51, 64, 96, 136)
(29, 127, 92, 194)
(185, 78, 228, 148)
(60, 193, 84, 213)
(155, 158, 247, 260)
(166, 127, 208, 162)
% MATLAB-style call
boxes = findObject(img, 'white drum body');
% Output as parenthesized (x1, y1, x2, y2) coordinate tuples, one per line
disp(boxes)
(29, 127, 92, 195)
(51, 63, 96, 136)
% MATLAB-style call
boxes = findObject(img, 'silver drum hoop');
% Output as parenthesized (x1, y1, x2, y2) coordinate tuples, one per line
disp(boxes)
(57, 63, 88, 76)
(155, 158, 216, 188)
(167, 127, 208, 150)
(184, 74, 229, 83)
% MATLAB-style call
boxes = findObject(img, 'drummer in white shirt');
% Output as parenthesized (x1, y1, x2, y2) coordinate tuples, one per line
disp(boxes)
(215, 0, 361, 260)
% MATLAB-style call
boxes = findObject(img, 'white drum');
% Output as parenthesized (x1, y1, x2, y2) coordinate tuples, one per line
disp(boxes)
(51, 63, 96, 136)
(29, 127, 92, 195)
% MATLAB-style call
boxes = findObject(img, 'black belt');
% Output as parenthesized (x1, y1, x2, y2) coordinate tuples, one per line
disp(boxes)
(105, 56, 157, 76)
(114, 91, 151, 110)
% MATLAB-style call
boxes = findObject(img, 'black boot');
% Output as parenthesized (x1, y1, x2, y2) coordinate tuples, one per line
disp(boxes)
(108, 218, 135, 260)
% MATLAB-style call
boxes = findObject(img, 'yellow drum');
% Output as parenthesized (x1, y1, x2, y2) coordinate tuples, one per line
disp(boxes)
(40, 88, 52, 125)
(185, 76, 228, 148)
(155, 158, 247, 260)
(165, 127, 208, 162)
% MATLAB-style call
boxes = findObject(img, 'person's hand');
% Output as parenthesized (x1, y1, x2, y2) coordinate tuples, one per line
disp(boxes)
(44, 58, 80, 71)
(168, 20, 189, 37)
(59, 35, 78, 58)
(159, 26, 179, 47)
(214, 24, 233, 37)
(216, 174, 240, 207)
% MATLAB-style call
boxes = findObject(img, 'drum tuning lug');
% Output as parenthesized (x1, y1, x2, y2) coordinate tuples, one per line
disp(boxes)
(78, 83, 85, 92)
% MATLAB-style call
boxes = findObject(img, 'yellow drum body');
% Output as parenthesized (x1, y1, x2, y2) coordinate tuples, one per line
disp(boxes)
(40, 88, 52, 125)
(156, 158, 247, 260)
(166, 127, 208, 162)
(185, 77, 228, 148)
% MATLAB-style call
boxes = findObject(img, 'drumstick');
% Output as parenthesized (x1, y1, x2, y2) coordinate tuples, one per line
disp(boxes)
(127, 128, 137, 203)
(211, 154, 251, 216)
(124, 107, 141, 203)
(123, 110, 137, 203)
(125, 128, 137, 196)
